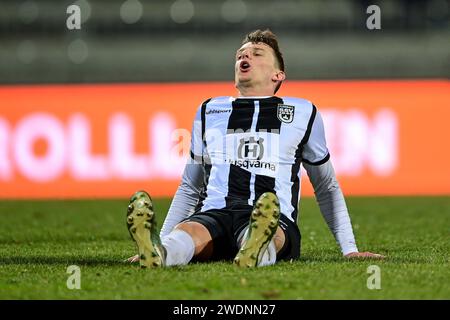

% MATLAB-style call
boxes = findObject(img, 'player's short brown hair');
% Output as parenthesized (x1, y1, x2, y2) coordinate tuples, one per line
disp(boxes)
(242, 29, 285, 93)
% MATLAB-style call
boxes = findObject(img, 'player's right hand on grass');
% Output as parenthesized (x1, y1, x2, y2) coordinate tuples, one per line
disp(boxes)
(125, 254, 139, 263)
(345, 252, 386, 259)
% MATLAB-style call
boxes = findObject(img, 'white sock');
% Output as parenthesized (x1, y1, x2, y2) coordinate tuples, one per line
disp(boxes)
(258, 239, 277, 267)
(161, 229, 195, 266)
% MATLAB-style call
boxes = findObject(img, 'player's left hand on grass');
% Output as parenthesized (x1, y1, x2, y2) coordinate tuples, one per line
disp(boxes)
(345, 252, 386, 259)
(124, 254, 139, 263)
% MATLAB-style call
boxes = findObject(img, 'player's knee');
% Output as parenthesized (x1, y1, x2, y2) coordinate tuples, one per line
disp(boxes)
(175, 221, 211, 244)
(273, 227, 286, 253)
(174, 221, 213, 258)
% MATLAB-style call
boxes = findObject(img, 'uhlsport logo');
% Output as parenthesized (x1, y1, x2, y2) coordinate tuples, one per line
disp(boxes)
(277, 104, 295, 123)
(205, 109, 232, 115)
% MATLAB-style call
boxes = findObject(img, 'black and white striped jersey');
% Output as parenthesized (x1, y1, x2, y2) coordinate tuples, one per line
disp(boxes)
(189, 96, 330, 223)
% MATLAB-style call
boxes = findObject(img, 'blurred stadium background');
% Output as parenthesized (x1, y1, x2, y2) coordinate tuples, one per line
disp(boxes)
(0, 0, 449, 198)
(0, 0, 449, 82)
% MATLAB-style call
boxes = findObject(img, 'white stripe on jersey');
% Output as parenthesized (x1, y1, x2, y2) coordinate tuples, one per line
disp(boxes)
(201, 97, 232, 212)
(247, 101, 260, 206)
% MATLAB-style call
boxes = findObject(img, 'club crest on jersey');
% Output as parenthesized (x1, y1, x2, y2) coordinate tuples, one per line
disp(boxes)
(277, 104, 295, 123)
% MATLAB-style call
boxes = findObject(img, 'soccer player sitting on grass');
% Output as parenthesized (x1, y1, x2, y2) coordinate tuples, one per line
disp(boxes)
(126, 29, 385, 268)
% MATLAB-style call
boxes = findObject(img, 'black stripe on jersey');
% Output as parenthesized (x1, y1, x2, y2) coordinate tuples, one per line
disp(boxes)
(195, 163, 212, 213)
(200, 98, 211, 153)
(290, 104, 318, 221)
(256, 97, 283, 132)
(227, 99, 255, 132)
(254, 174, 276, 203)
(225, 165, 251, 206)
(303, 152, 330, 166)
(299, 104, 317, 149)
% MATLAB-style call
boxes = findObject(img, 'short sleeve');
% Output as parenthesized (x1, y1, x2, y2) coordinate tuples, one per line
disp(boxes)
(302, 107, 330, 165)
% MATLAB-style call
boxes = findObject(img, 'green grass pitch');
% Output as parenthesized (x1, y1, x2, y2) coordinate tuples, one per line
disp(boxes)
(0, 196, 448, 299)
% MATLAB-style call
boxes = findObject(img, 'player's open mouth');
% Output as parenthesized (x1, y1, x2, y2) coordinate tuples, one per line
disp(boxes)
(239, 61, 251, 72)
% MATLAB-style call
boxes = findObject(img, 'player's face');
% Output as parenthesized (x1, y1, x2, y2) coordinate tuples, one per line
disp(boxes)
(235, 42, 281, 93)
